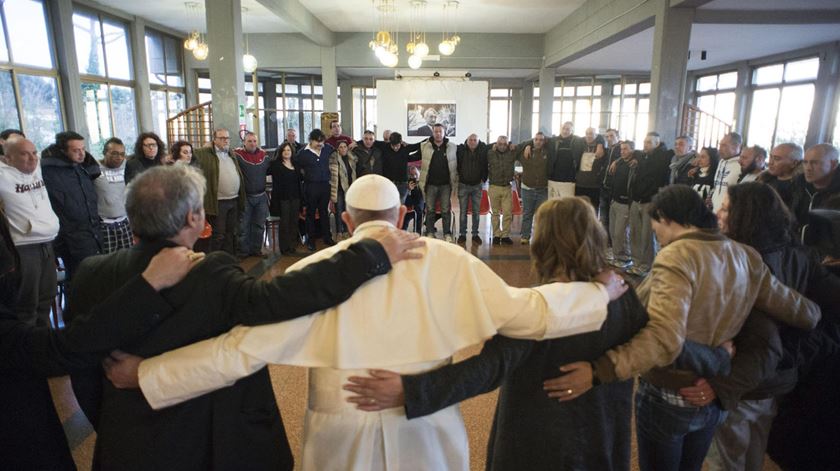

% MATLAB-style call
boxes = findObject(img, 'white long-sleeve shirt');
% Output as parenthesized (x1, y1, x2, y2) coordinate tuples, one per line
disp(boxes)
(0, 162, 59, 245)
(138, 220, 610, 470)
(711, 156, 741, 211)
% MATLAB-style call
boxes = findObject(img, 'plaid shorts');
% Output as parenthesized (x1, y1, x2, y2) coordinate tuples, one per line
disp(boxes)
(100, 218, 134, 254)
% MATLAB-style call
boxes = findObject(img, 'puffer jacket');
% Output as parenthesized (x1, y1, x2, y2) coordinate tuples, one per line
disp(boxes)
(593, 229, 822, 387)
(329, 150, 357, 203)
(40, 144, 102, 266)
(418, 139, 458, 199)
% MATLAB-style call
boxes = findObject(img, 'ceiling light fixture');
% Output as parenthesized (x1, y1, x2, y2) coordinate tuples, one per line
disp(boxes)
(241, 7, 258, 73)
(369, 1, 400, 68)
(438, 0, 460, 56)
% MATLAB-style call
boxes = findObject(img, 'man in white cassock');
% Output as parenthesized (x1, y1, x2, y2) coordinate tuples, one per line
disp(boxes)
(105, 174, 628, 471)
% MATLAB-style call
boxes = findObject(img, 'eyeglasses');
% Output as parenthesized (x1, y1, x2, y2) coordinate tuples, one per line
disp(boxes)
(215, 136, 231, 141)
(107, 151, 126, 157)
(143, 143, 158, 148)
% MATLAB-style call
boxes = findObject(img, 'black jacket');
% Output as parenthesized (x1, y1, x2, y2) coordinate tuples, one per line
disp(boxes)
(630, 143, 673, 203)
(456, 140, 488, 185)
(547, 135, 585, 183)
(41, 145, 102, 274)
(352, 143, 384, 176)
(789, 170, 840, 243)
(67, 237, 391, 471)
(403, 288, 648, 471)
(125, 154, 162, 183)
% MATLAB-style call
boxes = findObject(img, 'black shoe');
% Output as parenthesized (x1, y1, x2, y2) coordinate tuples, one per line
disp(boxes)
(492, 237, 501, 245)
(501, 237, 513, 245)
(306, 241, 316, 251)
(323, 238, 336, 246)
(472, 235, 483, 245)
(457, 235, 467, 244)
(283, 248, 297, 255)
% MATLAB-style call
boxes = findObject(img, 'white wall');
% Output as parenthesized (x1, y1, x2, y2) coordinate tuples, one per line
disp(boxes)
(376, 79, 489, 144)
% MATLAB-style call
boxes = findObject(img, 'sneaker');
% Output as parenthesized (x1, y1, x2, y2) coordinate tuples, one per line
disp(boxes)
(492, 236, 501, 245)
(520, 238, 529, 245)
(444, 234, 454, 243)
(500, 237, 514, 245)
(472, 235, 483, 245)
(457, 235, 467, 244)
(306, 241, 316, 252)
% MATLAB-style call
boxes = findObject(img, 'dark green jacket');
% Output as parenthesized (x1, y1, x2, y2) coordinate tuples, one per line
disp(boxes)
(487, 147, 517, 186)
(194, 146, 246, 215)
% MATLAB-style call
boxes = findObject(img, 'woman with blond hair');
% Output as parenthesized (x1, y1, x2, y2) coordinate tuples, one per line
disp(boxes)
(345, 197, 648, 470)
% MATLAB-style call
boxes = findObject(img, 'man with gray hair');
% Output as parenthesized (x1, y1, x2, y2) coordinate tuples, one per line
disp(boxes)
(760, 142, 803, 207)
(0, 137, 59, 326)
(103, 173, 628, 471)
(790, 143, 840, 243)
(670, 135, 696, 185)
(68, 164, 423, 470)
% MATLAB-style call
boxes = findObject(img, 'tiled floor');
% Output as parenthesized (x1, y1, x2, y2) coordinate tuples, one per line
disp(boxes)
(50, 213, 780, 470)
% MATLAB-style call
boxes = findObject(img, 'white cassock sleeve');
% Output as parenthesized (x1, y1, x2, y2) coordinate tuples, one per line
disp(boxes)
(138, 253, 610, 410)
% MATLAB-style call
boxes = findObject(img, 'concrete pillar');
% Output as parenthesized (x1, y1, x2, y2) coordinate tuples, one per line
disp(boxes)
(806, 44, 840, 146)
(510, 87, 523, 143)
(520, 81, 535, 140)
(732, 62, 751, 133)
(321, 47, 338, 112)
(339, 81, 353, 135)
(205, 0, 245, 140)
(538, 67, 554, 135)
(130, 17, 154, 133)
(263, 79, 278, 148)
(648, 1, 693, 142)
(48, 0, 86, 137)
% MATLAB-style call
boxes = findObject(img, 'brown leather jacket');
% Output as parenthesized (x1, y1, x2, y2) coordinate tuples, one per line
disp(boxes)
(594, 230, 821, 388)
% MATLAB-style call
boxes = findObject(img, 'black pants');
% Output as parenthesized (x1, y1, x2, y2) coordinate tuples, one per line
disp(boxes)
(575, 186, 601, 211)
(304, 182, 332, 242)
(209, 197, 239, 255)
(402, 203, 425, 234)
(277, 198, 301, 251)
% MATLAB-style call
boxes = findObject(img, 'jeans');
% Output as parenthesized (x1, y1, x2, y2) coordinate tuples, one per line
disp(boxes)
(458, 183, 482, 236)
(520, 187, 547, 240)
(424, 184, 452, 235)
(334, 189, 347, 234)
(210, 197, 239, 255)
(636, 385, 727, 471)
(239, 193, 269, 255)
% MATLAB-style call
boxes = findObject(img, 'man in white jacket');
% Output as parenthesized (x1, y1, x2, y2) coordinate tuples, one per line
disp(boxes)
(104, 174, 627, 471)
(0, 137, 60, 326)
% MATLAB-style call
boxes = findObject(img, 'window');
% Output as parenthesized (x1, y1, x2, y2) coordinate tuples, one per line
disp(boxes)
(747, 57, 819, 149)
(693, 71, 738, 149)
(532, 85, 540, 135)
(74, 9, 137, 152)
(551, 81, 603, 134)
(489, 88, 513, 142)
(833, 101, 840, 148)
(146, 29, 185, 143)
(0, 0, 64, 150)
(609, 79, 650, 145)
(275, 76, 328, 143)
(352, 87, 377, 140)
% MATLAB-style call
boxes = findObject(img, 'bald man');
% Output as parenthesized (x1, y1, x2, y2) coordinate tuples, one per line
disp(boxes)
(0, 137, 59, 326)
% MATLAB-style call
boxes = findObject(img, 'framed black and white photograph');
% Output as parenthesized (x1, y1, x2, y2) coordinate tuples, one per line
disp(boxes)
(407, 103, 456, 137)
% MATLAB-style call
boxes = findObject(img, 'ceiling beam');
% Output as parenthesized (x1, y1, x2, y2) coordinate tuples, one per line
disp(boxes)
(695, 9, 840, 24)
(255, 0, 335, 46)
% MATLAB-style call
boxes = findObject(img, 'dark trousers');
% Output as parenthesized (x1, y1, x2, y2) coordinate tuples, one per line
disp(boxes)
(403, 203, 424, 233)
(334, 189, 347, 234)
(209, 197, 239, 255)
(304, 181, 331, 242)
(239, 193, 269, 255)
(636, 384, 726, 471)
(277, 198, 301, 252)
(575, 186, 601, 211)
(16, 242, 57, 327)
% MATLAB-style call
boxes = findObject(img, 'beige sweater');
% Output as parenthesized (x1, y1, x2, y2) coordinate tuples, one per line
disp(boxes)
(595, 230, 821, 387)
